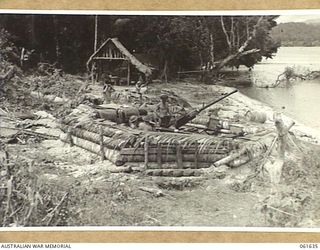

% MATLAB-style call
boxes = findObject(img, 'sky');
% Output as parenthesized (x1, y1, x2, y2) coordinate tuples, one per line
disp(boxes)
(276, 14, 320, 23)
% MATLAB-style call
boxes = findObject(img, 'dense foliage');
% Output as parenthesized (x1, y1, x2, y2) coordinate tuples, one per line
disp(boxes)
(271, 22, 320, 47)
(0, 14, 280, 75)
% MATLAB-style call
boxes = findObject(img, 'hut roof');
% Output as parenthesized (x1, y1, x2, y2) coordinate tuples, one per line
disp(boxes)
(87, 38, 152, 76)
(133, 53, 159, 70)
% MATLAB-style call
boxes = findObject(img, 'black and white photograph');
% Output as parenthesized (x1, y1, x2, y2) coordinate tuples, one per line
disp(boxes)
(1, 11, 320, 228)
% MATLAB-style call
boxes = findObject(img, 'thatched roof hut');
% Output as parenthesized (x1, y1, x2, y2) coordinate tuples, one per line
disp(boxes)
(87, 38, 153, 84)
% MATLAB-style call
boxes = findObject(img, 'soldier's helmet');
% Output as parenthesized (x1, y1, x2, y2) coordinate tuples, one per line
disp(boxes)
(160, 94, 168, 100)
(129, 115, 139, 124)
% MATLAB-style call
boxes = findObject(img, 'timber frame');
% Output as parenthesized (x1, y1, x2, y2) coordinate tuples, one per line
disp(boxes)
(87, 38, 152, 85)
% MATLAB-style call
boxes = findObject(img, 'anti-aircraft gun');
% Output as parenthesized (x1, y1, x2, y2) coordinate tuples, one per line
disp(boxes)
(174, 89, 238, 129)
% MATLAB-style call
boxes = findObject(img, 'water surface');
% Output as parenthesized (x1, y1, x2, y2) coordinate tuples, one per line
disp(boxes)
(240, 47, 320, 130)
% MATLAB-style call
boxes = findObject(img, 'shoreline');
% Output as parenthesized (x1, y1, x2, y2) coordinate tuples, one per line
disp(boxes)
(214, 84, 320, 145)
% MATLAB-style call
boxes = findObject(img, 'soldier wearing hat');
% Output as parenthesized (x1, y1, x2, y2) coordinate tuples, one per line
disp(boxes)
(128, 115, 140, 129)
(128, 115, 153, 131)
(155, 94, 172, 128)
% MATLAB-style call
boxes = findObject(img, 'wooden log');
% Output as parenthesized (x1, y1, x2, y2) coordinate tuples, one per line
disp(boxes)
(146, 169, 203, 177)
(60, 123, 126, 139)
(171, 169, 184, 177)
(66, 127, 74, 146)
(97, 107, 145, 123)
(228, 155, 250, 168)
(203, 142, 267, 174)
(145, 130, 235, 144)
(60, 133, 120, 163)
(126, 162, 210, 169)
(99, 126, 105, 161)
(120, 147, 229, 156)
(157, 144, 162, 168)
(176, 144, 183, 169)
(108, 166, 132, 173)
(60, 125, 126, 150)
(144, 136, 149, 168)
(213, 147, 248, 167)
(61, 121, 133, 138)
(194, 142, 199, 169)
(139, 187, 164, 197)
(118, 153, 225, 163)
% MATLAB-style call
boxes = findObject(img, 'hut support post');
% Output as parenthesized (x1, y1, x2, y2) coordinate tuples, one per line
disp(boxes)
(127, 60, 130, 85)
(91, 63, 96, 84)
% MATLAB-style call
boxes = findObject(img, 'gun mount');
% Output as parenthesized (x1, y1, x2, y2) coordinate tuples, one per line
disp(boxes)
(174, 89, 238, 129)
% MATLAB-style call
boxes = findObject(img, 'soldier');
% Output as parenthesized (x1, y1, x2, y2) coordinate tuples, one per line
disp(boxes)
(155, 94, 172, 128)
(139, 115, 154, 131)
(128, 115, 140, 129)
(102, 77, 115, 104)
(128, 115, 153, 131)
(135, 74, 149, 104)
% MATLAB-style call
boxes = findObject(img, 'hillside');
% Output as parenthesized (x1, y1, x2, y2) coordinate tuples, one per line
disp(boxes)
(271, 22, 320, 46)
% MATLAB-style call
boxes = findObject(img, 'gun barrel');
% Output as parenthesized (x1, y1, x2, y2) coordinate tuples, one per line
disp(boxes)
(198, 89, 238, 113)
(175, 89, 238, 129)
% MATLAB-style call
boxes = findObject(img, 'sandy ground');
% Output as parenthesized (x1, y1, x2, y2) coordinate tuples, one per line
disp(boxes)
(2, 78, 320, 227)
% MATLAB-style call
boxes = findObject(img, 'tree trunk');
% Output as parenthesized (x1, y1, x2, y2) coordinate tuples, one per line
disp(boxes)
(52, 15, 60, 65)
(209, 33, 215, 66)
(246, 17, 250, 40)
(30, 15, 37, 48)
(214, 16, 263, 72)
(198, 51, 203, 67)
(220, 16, 232, 53)
(230, 17, 235, 49)
(94, 15, 98, 52)
(92, 15, 98, 84)
(160, 60, 168, 83)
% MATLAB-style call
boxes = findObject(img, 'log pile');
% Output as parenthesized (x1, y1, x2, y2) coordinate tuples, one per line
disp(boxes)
(59, 113, 269, 177)
(117, 132, 242, 177)
(59, 118, 140, 164)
